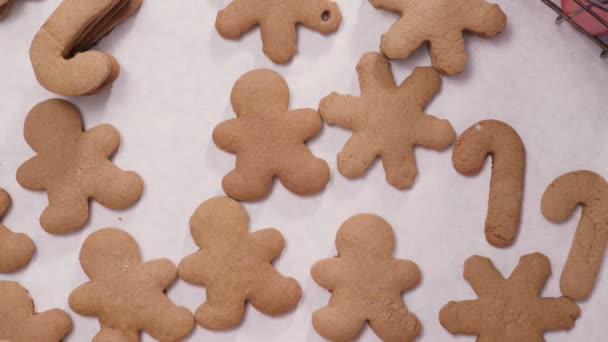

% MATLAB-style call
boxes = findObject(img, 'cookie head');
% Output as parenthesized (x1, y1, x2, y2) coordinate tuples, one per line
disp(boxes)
(189, 196, 249, 247)
(79, 228, 140, 279)
(231, 69, 289, 117)
(336, 214, 395, 258)
(24, 99, 82, 153)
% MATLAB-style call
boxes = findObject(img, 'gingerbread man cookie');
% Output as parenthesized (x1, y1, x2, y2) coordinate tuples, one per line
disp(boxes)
(440, 253, 580, 341)
(216, 0, 342, 63)
(542, 170, 608, 300)
(69, 228, 194, 341)
(213, 69, 330, 201)
(312, 214, 421, 342)
(0, 281, 72, 342)
(370, 0, 507, 74)
(30, 0, 143, 96)
(178, 196, 302, 329)
(319, 52, 455, 189)
(0, 187, 35, 273)
(17, 99, 144, 234)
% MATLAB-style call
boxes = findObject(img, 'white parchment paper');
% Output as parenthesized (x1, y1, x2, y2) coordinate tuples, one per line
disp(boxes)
(0, 0, 607, 341)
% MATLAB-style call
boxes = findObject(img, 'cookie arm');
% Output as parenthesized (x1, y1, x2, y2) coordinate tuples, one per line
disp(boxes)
(16, 156, 47, 191)
(178, 252, 208, 285)
(390, 259, 421, 291)
(464, 0, 507, 37)
(212, 119, 243, 153)
(311, 258, 341, 291)
(260, 18, 297, 64)
(463, 255, 505, 296)
(288, 109, 322, 141)
(318, 93, 361, 130)
(143, 258, 178, 289)
(85, 124, 120, 158)
(356, 52, 397, 96)
(508, 253, 551, 294)
(250, 228, 285, 262)
(68, 283, 99, 316)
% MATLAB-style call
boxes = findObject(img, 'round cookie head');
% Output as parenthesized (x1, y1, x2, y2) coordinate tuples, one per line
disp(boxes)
(230, 69, 290, 117)
(189, 196, 249, 247)
(79, 228, 140, 279)
(336, 214, 395, 258)
(23, 99, 82, 153)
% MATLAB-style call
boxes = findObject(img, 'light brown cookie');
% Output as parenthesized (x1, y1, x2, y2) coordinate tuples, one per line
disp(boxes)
(178, 196, 302, 330)
(440, 253, 580, 341)
(30, 0, 143, 96)
(0, 187, 35, 273)
(69, 228, 194, 341)
(0, 281, 72, 342)
(0, 0, 13, 19)
(370, 0, 507, 74)
(319, 52, 455, 189)
(16, 99, 144, 234)
(216, 0, 342, 64)
(452, 120, 525, 247)
(542, 170, 608, 301)
(213, 69, 330, 201)
(311, 214, 421, 342)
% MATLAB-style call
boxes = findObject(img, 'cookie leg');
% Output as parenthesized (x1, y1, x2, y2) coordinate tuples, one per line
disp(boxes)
(260, 21, 297, 64)
(17, 309, 72, 342)
(464, 1, 506, 37)
(312, 306, 366, 341)
(380, 149, 417, 189)
(369, 307, 420, 342)
(428, 34, 467, 75)
(380, 21, 426, 60)
(215, 0, 260, 39)
(279, 150, 329, 196)
(41, 188, 89, 234)
(196, 286, 246, 330)
(222, 166, 273, 201)
(93, 328, 135, 342)
(337, 133, 378, 179)
(249, 270, 301, 315)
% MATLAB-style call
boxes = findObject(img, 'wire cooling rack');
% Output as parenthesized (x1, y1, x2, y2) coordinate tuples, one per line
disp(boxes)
(540, 0, 608, 57)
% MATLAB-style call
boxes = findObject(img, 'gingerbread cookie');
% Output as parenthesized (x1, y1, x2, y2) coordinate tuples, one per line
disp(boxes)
(452, 120, 525, 247)
(370, 0, 507, 74)
(311, 214, 421, 342)
(30, 0, 143, 96)
(213, 69, 330, 201)
(0, 0, 13, 19)
(216, 0, 342, 63)
(440, 253, 580, 341)
(0, 188, 35, 273)
(178, 196, 302, 329)
(319, 52, 455, 189)
(542, 170, 608, 300)
(69, 228, 194, 341)
(17, 99, 144, 234)
(0, 281, 72, 342)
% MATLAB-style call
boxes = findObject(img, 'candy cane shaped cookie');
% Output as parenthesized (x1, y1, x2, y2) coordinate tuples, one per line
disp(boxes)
(452, 120, 525, 247)
(542, 170, 608, 300)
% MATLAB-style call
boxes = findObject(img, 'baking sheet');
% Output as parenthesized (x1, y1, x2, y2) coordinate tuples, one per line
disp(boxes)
(0, 0, 607, 341)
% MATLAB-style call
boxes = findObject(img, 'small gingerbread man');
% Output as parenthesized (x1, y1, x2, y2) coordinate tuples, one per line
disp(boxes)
(0, 281, 72, 342)
(178, 196, 302, 329)
(216, 0, 342, 63)
(69, 228, 194, 341)
(320, 52, 455, 189)
(371, 0, 507, 74)
(0, 187, 35, 273)
(312, 214, 421, 342)
(17, 99, 144, 234)
(213, 69, 330, 201)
